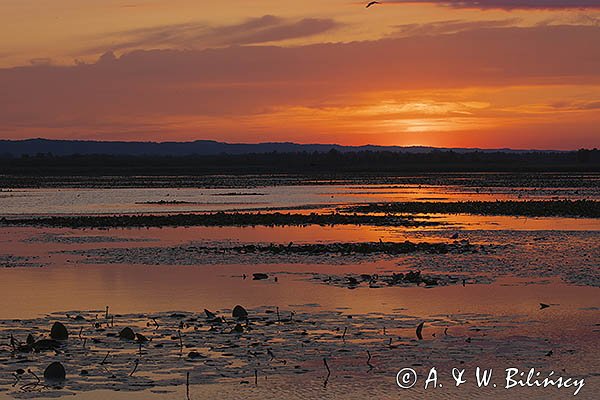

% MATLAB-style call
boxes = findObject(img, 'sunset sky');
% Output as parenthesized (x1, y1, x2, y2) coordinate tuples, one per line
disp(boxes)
(1, 0, 599, 149)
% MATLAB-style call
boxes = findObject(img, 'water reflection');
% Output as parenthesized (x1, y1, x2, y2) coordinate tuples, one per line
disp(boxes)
(0, 261, 598, 322)
(1, 183, 597, 216)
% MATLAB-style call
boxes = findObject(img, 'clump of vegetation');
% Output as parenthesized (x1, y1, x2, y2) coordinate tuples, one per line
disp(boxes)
(226, 241, 481, 256)
(0, 212, 439, 229)
(342, 200, 600, 218)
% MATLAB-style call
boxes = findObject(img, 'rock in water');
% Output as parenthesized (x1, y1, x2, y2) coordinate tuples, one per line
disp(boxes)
(119, 327, 136, 340)
(231, 324, 244, 334)
(50, 322, 68, 340)
(44, 362, 66, 381)
(204, 309, 217, 319)
(232, 305, 248, 320)
(253, 273, 269, 280)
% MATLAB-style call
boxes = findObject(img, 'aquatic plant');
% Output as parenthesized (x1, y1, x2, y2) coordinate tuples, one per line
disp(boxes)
(342, 200, 600, 218)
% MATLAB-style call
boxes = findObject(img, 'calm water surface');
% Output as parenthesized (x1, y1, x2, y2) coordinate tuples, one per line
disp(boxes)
(0, 183, 596, 216)
(0, 178, 598, 399)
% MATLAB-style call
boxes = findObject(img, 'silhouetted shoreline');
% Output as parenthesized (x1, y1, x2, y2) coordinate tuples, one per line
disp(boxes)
(0, 149, 598, 178)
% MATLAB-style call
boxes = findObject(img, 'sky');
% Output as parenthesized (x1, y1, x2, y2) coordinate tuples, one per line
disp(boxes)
(0, 1, 599, 149)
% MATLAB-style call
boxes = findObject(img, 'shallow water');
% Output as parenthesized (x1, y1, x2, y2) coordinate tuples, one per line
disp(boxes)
(0, 174, 598, 399)
(0, 182, 597, 216)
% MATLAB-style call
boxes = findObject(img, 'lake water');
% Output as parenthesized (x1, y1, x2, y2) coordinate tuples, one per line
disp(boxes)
(0, 175, 598, 399)
(0, 181, 597, 216)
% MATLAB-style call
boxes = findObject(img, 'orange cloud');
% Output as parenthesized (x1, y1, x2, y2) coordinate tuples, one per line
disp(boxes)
(384, 1, 600, 10)
(0, 24, 598, 149)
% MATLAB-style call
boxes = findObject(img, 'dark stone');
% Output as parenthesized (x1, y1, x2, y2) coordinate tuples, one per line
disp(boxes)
(44, 362, 66, 381)
(232, 305, 248, 320)
(119, 327, 136, 340)
(50, 322, 68, 340)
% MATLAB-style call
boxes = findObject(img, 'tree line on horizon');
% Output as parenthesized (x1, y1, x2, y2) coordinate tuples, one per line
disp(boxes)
(0, 149, 598, 175)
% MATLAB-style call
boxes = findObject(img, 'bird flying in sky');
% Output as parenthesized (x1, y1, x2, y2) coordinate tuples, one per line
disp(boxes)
(366, 1, 381, 8)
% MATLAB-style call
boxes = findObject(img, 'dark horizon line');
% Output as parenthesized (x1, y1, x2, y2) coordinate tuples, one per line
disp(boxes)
(1, 137, 594, 154)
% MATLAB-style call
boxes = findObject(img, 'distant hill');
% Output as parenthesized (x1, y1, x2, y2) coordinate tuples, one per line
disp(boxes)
(0, 140, 597, 178)
(0, 138, 559, 156)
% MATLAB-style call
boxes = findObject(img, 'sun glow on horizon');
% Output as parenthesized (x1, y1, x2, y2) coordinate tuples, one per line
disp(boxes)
(0, 1, 598, 149)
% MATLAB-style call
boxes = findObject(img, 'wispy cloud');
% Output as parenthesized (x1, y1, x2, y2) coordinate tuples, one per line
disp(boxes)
(390, 18, 521, 37)
(551, 100, 600, 110)
(383, 1, 600, 10)
(85, 15, 340, 54)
